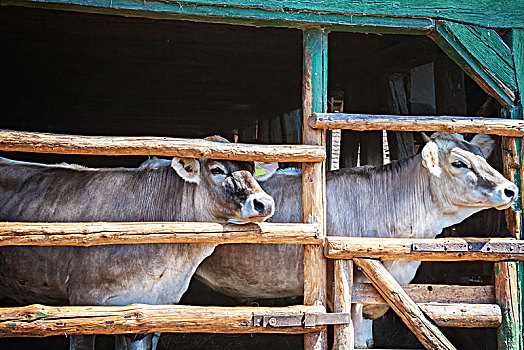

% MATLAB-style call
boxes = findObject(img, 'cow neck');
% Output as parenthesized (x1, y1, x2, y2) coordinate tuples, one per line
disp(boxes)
(328, 154, 443, 239)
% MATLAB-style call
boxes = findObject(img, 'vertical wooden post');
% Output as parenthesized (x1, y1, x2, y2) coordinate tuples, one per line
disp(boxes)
(501, 27, 524, 350)
(333, 260, 354, 350)
(302, 27, 328, 350)
(495, 261, 521, 349)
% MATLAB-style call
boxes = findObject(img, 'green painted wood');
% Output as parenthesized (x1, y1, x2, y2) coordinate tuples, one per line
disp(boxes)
(431, 20, 515, 107)
(4, 0, 432, 35)
(304, 29, 328, 114)
(512, 28, 524, 350)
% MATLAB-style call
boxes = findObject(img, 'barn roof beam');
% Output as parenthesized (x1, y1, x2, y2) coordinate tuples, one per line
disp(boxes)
(431, 20, 517, 106)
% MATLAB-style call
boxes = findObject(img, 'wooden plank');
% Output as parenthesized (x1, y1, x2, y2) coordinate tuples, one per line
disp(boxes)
(309, 113, 524, 136)
(0, 304, 325, 337)
(3, 0, 433, 35)
(352, 283, 495, 305)
(353, 258, 456, 350)
(333, 260, 354, 350)
(0, 222, 322, 246)
(512, 27, 524, 350)
(302, 28, 328, 350)
(0, 130, 325, 162)
(495, 262, 522, 348)
(325, 237, 524, 261)
(431, 21, 515, 106)
(419, 303, 501, 328)
(502, 135, 522, 238)
(6, 0, 524, 28)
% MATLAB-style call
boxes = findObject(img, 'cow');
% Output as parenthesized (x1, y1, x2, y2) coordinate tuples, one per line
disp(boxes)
(0, 136, 275, 350)
(194, 132, 518, 348)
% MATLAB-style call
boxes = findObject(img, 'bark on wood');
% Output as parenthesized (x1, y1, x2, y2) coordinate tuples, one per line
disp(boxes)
(353, 258, 456, 350)
(326, 237, 524, 261)
(352, 283, 494, 305)
(302, 28, 328, 350)
(419, 303, 501, 328)
(0, 222, 321, 246)
(0, 304, 325, 337)
(333, 260, 354, 350)
(309, 113, 524, 136)
(0, 129, 325, 162)
(495, 262, 522, 348)
(502, 136, 522, 237)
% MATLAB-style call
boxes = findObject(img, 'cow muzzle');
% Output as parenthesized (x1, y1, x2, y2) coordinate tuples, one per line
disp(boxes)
(493, 182, 519, 210)
(240, 193, 275, 223)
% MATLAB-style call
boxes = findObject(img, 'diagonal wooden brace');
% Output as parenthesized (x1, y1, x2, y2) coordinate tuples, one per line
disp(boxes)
(353, 258, 456, 350)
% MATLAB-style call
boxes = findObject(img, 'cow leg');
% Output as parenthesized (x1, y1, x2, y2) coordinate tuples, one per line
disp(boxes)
(352, 304, 373, 348)
(114, 334, 153, 350)
(69, 335, 96, 350)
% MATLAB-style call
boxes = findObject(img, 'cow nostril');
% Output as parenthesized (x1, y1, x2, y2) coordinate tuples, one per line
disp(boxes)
(504, 188, 516, 199)
(253, 199, 265, 213)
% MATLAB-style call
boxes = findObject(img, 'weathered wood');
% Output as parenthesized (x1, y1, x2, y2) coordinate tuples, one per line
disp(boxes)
(0, 129, 325, 162)
(302, 28, 328, 350)
(309, 113, 524, 136)
(333, 260, 354, 350)
(325, 237, 524, 261)
(495, 262, 521, 348)
(502, 136, 522, 237)
(431, 21, 515, 106)
(0, 304, 325, 337)
(352, 283, 494, 305)
(5, 0, 524, 29)
(419, 303, 501, 328)
(353, 258, 456, 350)
(0, 222, 321, 246)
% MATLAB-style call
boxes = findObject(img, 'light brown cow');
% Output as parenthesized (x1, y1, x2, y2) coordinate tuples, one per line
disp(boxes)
(195, 132, 517, 348)
(0, 136, 275, 350)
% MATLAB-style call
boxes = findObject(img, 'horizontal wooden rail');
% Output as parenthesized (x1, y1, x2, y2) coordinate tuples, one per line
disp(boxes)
(0, 304, 325, 337)
(353, 283, 494, 305)
(309, 113, 524, 136)
(420, 303, 501, 328)
(0, 222, 321, 246)
(0, 130, 325, 162)
(326, 237, 524, 261)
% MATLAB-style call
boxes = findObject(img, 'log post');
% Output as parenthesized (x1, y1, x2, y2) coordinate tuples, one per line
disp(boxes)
(353, 258, 456, 350)
(302, 27, 328, 350)
(495, 261, 521, 349)
(333, 260, 354, 350)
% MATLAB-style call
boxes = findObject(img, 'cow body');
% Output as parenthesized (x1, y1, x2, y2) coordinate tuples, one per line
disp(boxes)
(0, 146, 274, 349)
(195, 133, 517, 348)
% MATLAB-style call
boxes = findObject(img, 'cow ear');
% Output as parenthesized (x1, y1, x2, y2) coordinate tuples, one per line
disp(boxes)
(254, 162, 278, 181)
(171, 157, 201, 183)
(421, 141, 441, 177)
(470, 134, 494, 158)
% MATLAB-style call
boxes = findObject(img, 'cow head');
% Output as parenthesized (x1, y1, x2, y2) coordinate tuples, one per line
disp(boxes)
(170, 136, 275, 224)
(421, 132, 517, 211)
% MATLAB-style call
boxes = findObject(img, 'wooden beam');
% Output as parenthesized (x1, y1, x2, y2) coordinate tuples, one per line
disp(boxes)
(333, 260, 354, 350)
(353, 258, 456, 350)
(0, 222, 321, 246)
(502, 135, 522, 238)
(5, 0, 524, 29)
(352, 283, 495, 305)
(302, 28, 328, 350)
(325, 237, 524, 261)
(495, 262, 522, 348)
(0, 304, 325, 337)
(309, 113, 524, 136)
(430, 21, 515, 106)
(0, 130, 325, 162)
(420, 303, 501, 328)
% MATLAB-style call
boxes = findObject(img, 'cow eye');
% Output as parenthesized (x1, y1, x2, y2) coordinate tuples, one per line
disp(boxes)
(210, 167, 226, 175)
(451, 160, 468, 168)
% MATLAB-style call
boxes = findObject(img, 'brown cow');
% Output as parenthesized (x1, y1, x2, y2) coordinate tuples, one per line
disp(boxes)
(0, 136, 275, 350)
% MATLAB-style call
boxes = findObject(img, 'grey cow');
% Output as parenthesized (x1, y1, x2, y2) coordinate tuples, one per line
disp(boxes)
(0, 136, 275, 350)
(195, 132, 517, 348)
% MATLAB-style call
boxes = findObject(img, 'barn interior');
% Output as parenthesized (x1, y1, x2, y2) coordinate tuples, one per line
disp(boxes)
(0, 5, 510, 349)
